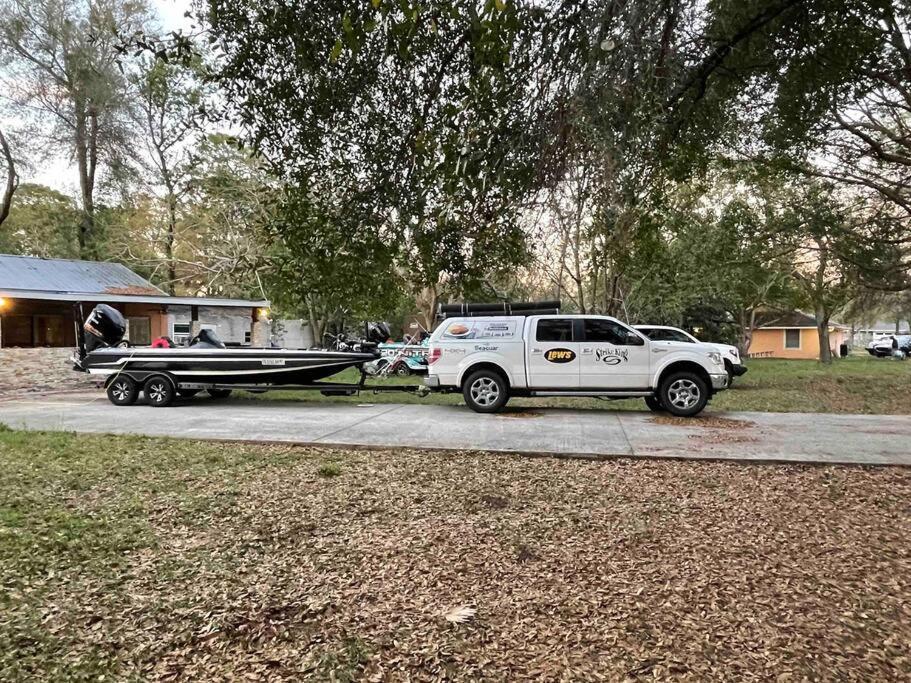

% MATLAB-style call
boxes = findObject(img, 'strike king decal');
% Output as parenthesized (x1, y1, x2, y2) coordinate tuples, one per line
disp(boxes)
(544, 348, 576, 363)
(596, 348, 628, 365)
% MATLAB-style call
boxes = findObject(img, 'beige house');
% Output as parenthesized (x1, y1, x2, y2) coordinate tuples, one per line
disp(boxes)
(749, 311, 850, 360)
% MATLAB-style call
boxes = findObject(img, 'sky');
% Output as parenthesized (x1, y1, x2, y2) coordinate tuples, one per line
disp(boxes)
(31, 0, 195, 193)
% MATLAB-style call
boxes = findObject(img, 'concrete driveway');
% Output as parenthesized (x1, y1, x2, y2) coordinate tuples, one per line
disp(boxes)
(1, 392, 909, 466)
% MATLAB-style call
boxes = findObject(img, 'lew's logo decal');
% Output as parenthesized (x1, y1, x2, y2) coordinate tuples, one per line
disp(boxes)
(545, 348, 576, 363)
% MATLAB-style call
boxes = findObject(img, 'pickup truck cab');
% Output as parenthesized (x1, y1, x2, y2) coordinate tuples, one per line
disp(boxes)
(633, 325, 747, 383)
(425, 315, 728, 417)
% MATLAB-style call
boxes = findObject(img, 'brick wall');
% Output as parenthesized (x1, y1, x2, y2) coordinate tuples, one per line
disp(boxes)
(0, 347, 96, 398)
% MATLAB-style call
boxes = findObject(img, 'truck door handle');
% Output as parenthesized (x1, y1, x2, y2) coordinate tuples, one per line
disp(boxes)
(582, 347, 592, 354)
(652, 348, 667, 353)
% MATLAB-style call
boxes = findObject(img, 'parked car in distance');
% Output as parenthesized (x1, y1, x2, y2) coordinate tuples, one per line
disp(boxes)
(425, 314, 729, 417)
(634, 325, 747, 383)
(868, 334, 911, 358)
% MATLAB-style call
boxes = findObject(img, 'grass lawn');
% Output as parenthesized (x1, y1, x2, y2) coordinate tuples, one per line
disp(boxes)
(1, 426, 909, 680)
(250, 354, 911, 415)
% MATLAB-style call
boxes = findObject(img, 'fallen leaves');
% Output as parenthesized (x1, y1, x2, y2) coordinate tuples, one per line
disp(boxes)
(1, 433, 910, 681)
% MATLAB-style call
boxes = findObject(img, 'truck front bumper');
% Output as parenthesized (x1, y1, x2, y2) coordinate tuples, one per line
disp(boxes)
(710, 372, 729, 390)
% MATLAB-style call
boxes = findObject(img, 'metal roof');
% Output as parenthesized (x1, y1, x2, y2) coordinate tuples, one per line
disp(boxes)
(0, 288, 268, 308)
(0, 255, 268, 308)
(0, 254, 165, 294)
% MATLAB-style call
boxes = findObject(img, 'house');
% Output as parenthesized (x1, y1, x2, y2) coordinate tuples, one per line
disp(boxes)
(0, 254, 269, 348)
(749, 311, 850, 360)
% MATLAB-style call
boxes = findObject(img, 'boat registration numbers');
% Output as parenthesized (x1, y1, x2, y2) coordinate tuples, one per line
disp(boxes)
(261, 359, 286, 366)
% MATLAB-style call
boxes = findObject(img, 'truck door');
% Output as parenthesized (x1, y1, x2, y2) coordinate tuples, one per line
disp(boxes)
(579, 318, 651, 389)
(526, 318, 581, 388)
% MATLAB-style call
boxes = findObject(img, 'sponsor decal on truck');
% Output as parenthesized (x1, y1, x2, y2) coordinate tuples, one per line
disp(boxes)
(544, 348, 576, 363)
(443, 320, 517, 340)
(595, 348, 628, 365)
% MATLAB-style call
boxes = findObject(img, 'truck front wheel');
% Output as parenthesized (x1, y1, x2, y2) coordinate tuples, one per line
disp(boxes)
(463, 370, 509, 413)
(659, 372, 709, 417)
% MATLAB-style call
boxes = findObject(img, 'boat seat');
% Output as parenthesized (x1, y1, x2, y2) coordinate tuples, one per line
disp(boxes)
(189, 329, 227, 349)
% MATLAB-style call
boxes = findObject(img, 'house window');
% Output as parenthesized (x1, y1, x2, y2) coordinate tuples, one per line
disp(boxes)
(784, 329, 801, 349)
(127, 317, 151, 346)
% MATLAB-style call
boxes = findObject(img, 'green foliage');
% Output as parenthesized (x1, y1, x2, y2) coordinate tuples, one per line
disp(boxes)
(0, 183, 80, 258)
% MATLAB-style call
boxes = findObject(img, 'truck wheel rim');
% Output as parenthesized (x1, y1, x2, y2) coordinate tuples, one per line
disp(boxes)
(112, 382, 130, 401)
(148, 384, 167, 403)
(668, 379, 699, 409)
(470, 377, 499, 406)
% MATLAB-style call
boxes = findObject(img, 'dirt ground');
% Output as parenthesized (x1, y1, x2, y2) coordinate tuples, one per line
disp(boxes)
(1, 430, 909, 681)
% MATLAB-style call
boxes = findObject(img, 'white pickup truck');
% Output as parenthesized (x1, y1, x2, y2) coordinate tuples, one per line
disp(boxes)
(424, 314, 729, 417)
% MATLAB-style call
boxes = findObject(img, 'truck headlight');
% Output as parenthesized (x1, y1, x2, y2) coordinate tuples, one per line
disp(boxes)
(707, 351, 723, 366)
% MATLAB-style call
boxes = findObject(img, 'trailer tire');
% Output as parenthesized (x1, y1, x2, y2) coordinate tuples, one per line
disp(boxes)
(393, 362, 411, 377)
(207, 388, 232, 399)
(644, 395, 665, 412)
(463, 369, 509, 414)
(659, 371, 708, 417)
(107, 376, 139, 406)
(144, 375, 176, 407)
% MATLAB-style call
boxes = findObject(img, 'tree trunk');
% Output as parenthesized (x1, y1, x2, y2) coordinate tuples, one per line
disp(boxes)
(817, 307, 832, 363)
(165, 188, 177, 295)
(737, 308, 756, 356)
(74, 106, 96, 257)
(416, 284, 438, 331)
(0, 128, 18, 226)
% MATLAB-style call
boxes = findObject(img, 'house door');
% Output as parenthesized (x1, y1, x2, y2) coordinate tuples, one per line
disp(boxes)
(33, 315, 65, 347)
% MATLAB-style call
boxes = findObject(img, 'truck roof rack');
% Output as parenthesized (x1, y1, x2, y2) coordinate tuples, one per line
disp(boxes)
(436, 300, 561, 320)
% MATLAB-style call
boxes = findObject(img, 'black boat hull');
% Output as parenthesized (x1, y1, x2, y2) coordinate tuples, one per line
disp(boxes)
(81, 347, 377, 386)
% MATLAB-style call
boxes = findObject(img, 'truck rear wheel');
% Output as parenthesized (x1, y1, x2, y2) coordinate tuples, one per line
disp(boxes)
(659, 372, 709, 417)
(463, 370, 509, 414)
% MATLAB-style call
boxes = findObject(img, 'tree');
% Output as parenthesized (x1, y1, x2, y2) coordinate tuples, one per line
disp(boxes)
(783, 184, 862, 363)
(198, 0, 560, 313)
(0, 183, 80, 257)
(0, 0, 151, 257)
(0, 128, 17, 226)
(128, 55, 204, 293)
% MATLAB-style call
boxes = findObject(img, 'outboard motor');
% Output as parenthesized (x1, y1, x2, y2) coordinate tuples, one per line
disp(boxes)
(365, 322, 392, 344)
(83, 304, 126, 353)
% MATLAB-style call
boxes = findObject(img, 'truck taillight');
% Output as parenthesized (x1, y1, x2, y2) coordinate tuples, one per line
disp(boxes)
(428, 348, 442, 364)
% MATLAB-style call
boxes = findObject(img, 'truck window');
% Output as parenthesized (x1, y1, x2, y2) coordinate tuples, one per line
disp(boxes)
(584, 319, 644, 346)
(646, 328, 693, 343)
(536, 319, 574, 342)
